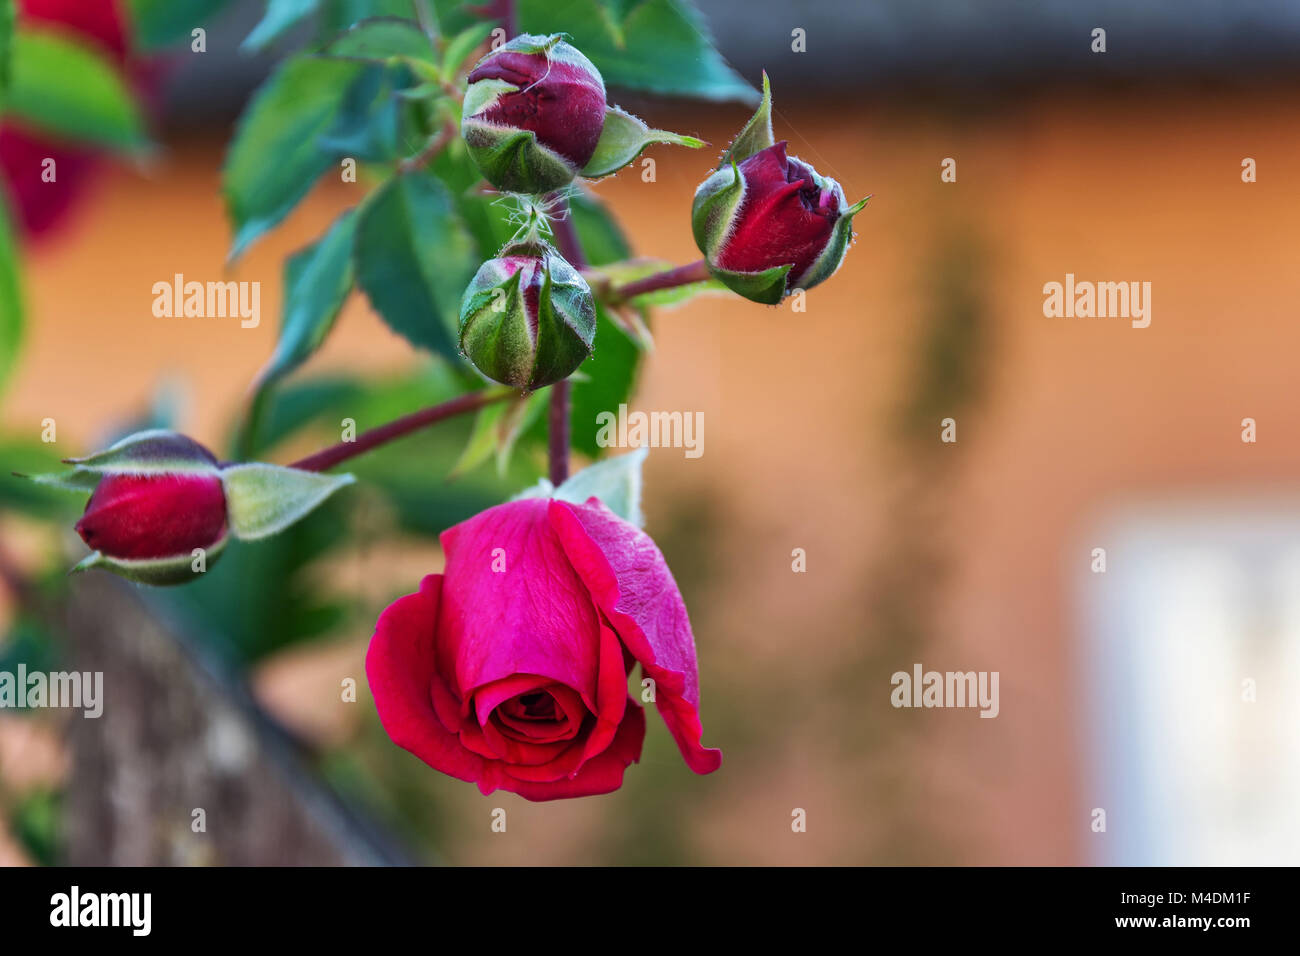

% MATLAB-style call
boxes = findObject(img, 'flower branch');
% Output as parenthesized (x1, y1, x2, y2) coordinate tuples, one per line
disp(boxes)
(290, 387, 515, 473)
(597, 258, 711, 304)
(545, 194, 588, 486)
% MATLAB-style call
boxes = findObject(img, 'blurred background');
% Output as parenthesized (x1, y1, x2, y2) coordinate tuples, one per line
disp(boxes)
(3, 0, 1300, 865)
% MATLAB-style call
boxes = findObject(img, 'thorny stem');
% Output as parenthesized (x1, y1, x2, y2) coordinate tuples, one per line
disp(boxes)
(289, 389, 514, 473)
(546, 193, 587, 486)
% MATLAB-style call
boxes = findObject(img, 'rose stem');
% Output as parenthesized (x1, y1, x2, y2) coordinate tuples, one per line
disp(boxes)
(290, 388, 514, 473)
(546, 195, 588, 487)
(607, 258, 710, 302)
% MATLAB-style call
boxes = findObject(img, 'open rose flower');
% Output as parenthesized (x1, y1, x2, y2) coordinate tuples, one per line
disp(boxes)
(366, 496, 721, 800)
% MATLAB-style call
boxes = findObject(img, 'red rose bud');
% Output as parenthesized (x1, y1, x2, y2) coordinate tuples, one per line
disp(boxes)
(458, 239, 596, 390)
(461, 34, 606, 194)
(77, 473, 227, 560)
(691, 74, 868, 304)
(23, 430, 356, 585)
(693, 142, 867, 304)
(69, 433, 229, 585)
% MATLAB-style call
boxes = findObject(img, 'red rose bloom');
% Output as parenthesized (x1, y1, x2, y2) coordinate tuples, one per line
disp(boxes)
(367, 496, 721, 800)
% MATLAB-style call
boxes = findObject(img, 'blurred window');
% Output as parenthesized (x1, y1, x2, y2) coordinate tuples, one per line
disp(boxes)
(1081, 504, 1300, 864)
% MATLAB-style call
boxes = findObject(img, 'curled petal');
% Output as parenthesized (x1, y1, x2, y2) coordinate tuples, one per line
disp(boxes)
(549, 499, 722, 775)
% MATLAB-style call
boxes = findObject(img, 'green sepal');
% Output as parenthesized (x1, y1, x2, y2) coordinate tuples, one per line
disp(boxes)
(72, 534, 228, 586)
(64, 429, 220, 477)
(719, 70, 773, 167)
(792, 195, 870, 291)
(460, 121, 578, 194)
(18, 468, 102, 493)
(319, 17, 437, 63)
(513, 446, 648, 528)
(690, 159, 744, 258)
(708, 262, 793, 305)
(581, 105, 705, 179)
(458, 242, 596, 390)
(220, 463, 355, 541)
(442, 22, 495, 80)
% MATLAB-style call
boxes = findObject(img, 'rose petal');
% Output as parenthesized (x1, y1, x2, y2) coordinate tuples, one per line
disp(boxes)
(486, 700, 646, 801)
(549, 499, 722, 775)
(365, 575, 484, 783)
(438, 499, 603, 704)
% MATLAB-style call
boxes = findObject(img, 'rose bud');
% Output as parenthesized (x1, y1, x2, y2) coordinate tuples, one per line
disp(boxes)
(70, 432, 229, 585)
(366, 496, 721, 801)
(77, 473, 227, 570)
(458, 238, 596, 391)
(461, 33, 606, 194)
(691, 74, 868, 304)
(23, 429, 356, 585)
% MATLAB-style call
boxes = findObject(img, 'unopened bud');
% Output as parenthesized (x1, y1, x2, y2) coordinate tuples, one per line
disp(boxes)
(462, 34, 606, 194)
(691, 74, 868, 304)
(459, 239, 596, 390)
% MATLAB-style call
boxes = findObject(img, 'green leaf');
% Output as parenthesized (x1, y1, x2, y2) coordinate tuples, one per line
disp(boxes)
(128, 0, 235, 51)
(519, 0, 757, 104)
(223, 55, 362, 258)
(257, 208, 357, 389)
(450, 400, 507, 478)
(0, 0, 14, 98)
(450, 391, 544, 478)
(243, 0, 320, 52)
(322, 16, 435, 61)
(318, 0, 416, 39)
(564, 193, 645, 458)
(315, 62, 405, 162)
(0, 438, 84, 517)
(552, 446, 647, 526)
(221, 463, 355, 540)
(581, 105, 705, 179)
(570, 306, 642, 457)
(0, 192, 20, 396)
(441, 21, 493, 79)
(353, 172, 477, 362)
(5, 29, 147, 150)
(230, 377, 363, 459)
(721, 70, 773, 166)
